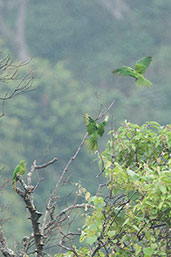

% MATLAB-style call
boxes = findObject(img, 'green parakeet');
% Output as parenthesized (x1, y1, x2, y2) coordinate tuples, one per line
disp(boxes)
(12, 160, 26, 191)
(112, 56, 152, 87)
(84, 113, 108, 152)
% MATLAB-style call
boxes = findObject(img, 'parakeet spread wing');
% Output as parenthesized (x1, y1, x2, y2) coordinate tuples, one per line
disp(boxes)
(84, 114, 108, 152)
(112, 66, 137, 78)
(97, 116, 108, 136)
(113, 57, 152, 87)
(98, 122, 105, 137)
(135, 56, 152, 74)
(84, 113, 98, 135)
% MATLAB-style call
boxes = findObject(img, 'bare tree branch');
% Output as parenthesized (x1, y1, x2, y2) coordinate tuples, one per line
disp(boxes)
(34, 158, 58, 170)
(0, 225, 17, 257)
(0, 55, 34, 106)
(14, 157, 58, 256)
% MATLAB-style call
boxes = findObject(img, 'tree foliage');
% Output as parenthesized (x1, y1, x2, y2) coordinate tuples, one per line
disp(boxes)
(76, 121, 171, 256)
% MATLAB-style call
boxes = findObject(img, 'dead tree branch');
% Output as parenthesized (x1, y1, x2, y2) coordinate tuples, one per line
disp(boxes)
(0, 176, 16, 257)
(14, 158, 58, 257)
(0, 226, 17, 257)
(0, 54, 34, 117)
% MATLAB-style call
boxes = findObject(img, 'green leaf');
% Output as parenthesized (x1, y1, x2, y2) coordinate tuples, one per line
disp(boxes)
(160, 185, 167, 194)
(122, 218, 130, 226)
(133, 225, 139, 232)
(127, 169, 137, 177)
(107, 230, 116, 237)
(98, 159, 103, 170)
(128, 190, 141, 200)
(143, 247, 154, 256)
(131, 143, 136, 151)
(105, 160, 112, 169)
(93, 197, 105, 209)
(134, 244, 142, 255)
(87, 235, 97, 245)
(135, 56, 152, 74)
(158, 201, 163, 210)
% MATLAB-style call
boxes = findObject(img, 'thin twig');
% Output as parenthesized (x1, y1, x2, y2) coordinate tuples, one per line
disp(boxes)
(35, 158, 58, 169)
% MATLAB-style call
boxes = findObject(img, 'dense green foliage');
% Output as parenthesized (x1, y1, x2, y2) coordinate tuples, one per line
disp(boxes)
(59, 122, 171, 256)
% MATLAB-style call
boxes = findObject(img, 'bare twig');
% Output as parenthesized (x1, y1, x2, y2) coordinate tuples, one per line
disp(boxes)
(96, 99, 115, 120)
(0, 71, 34, 101)
(34, 158, 58, 169)
(0, 225, 17, 257)
(0, 54, 34, 119)
(27, 158, 58, 187)
(41, 132, 88, 237)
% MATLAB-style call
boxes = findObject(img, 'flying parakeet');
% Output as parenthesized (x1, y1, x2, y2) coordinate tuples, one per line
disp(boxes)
(12, 160, 26, 191)
(112, 56, 152, 87)
(84, 113, 108, 152)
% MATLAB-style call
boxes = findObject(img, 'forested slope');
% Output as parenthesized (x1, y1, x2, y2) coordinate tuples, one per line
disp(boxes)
(0, 0, 170, 243)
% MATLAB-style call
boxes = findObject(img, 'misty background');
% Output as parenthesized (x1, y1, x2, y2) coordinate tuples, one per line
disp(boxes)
(0, 0, 170, 245)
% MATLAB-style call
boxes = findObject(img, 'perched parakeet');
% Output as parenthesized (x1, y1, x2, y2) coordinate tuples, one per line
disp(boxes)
(112, 56, 152, 87)
(84, 113, 108, 152)
(12, 160, 26, 191)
